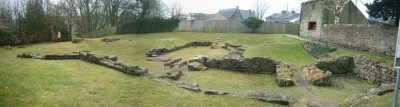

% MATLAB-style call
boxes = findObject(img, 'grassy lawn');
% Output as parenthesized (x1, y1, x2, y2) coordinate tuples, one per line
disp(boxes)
(0, 32, 393, 106)
(354, 93, 400, 107)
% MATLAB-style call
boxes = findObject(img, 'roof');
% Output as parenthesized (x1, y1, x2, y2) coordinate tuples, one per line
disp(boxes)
(189, 13, 215, 20)
(218, 8, 255, 19)
(266, 11, 300, 22)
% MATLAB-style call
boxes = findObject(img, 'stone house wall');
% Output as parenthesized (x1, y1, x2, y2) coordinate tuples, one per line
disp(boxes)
(322, 24, 398, 55)
(299, 0, 370, 40)
(299, 0, 325, 40)
(322, 2, 369, 25)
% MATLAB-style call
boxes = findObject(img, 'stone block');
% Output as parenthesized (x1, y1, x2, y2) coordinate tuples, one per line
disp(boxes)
(188, 62, 208, 71)
(303, 65, 332, 86)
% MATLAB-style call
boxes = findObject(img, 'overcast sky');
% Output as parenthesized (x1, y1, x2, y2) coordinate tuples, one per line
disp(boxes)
(162, 0, 374, 17)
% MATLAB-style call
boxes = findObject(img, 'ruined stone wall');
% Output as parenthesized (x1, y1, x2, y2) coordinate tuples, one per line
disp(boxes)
(354, 56, 396, 85)
(322, 25, 398, 56)
(146, 41, 213, 57)
(190, 55, 278, 73)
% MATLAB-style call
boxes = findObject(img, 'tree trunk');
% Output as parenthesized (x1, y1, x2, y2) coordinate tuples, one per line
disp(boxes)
(139, 0, 150, 18)
(334, 12, 340, 25)
(334, 16, 340, 25)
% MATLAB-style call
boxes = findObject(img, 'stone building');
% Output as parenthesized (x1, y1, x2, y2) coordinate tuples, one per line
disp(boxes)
(299, 0, 370, 40)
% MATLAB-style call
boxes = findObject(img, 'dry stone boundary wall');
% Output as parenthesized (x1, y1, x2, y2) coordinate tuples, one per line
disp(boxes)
(354, 56, 396, 85)
(320, 24, 398, 56)
(304, 55, 397, 86)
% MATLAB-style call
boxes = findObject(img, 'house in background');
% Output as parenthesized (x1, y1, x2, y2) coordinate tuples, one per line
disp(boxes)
(181, 6, 255, 21)
(266, 10, 300, 23)
(178, 14, 188, 20)
(184, 13, 227, 20)
(299, 0, 369, 40)
(218, 6, 255, 20)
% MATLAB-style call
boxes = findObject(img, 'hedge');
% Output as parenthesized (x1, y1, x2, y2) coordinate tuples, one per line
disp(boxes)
(116, 17, 180, 34)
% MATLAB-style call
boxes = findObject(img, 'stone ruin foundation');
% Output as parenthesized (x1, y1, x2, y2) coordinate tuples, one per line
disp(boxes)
(145, 41, 246, 57)
(145, 41, 297, 87)
(302, 65, 333, 86)
(102, 37, 120, 43)
(303, 55, 396, 86)
(18, 51, 148, 76)
(188, 55, 278, 74)
(17, 51, 297, 106)
(276, 63, 295, 87)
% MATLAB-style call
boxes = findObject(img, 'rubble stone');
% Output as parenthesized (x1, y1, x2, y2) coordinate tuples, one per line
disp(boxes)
(188, 62, 208, 71)
(276, 63, 295, 87)
(17, 52, 41, 58)
(303, 65, 332, 86)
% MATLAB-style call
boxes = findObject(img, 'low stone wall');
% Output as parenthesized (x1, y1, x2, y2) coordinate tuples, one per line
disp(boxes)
(102, 37, 120, 43)
(145, 41, 213, 57)
(344, 83, 396, 106)
(18, 51, 148, 76)
(305, 55, 396, 86)
(354, 56, 396, 85)
(276, 63, 295, 87)
(322, 24, 398, 56)
(79, 51, 148, 76)
(189, 55, 278, 73)
(302, 65, 333, 86)
(44, 53, 81, 60)
(244, 91, 297, 105)
(314, 56, 354, 74)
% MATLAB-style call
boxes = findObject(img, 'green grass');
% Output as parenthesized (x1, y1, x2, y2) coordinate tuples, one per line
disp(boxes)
(0, 32, 391, 106)
(80, 26, 117, 38)
(354, 93, 400, 107)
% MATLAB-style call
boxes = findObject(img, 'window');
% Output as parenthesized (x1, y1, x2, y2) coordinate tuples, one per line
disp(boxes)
(308, 22, 317, 30)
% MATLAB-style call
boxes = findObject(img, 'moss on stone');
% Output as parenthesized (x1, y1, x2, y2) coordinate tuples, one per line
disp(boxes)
(315, 56, 355, 74)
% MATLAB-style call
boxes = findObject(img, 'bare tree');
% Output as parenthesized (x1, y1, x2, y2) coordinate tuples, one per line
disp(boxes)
(168, 2, 183, 19)
(253, 0, 269, 19)
(148, 0, 168, 18)
(103, 0, 125, 26)
(324, 0, 351, 24)
(60, 0, 107, 35)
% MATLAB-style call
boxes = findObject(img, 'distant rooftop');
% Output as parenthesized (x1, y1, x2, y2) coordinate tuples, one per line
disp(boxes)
(218, 6, 255, 20)
(266, 11, 300, 23)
